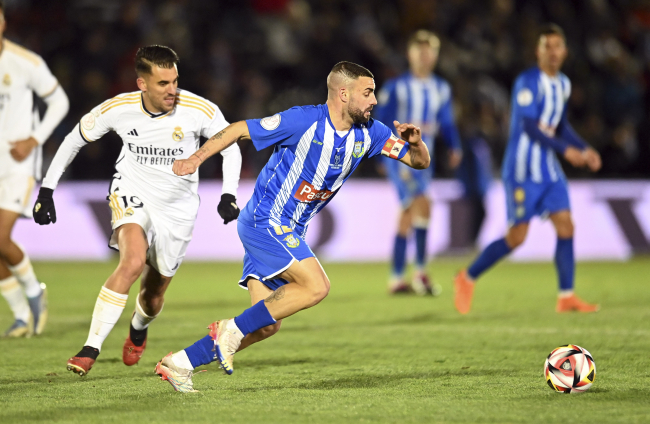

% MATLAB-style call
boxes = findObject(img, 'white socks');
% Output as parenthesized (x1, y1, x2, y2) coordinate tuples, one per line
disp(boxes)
(131, 294, 161, 331)
(8, 253, 42, 298)
(559, 290, 574, 298)
(0, 276, 30, 322)
(84, 286, 128, 351)
(172, 350, 194, 370)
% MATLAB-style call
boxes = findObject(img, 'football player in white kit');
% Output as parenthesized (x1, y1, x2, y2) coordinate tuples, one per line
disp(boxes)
(33, 45, 242, 377)
(0, 1, 69, 338)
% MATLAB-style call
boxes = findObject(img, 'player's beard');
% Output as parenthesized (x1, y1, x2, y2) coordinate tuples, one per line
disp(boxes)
(348, 104, 371, 124)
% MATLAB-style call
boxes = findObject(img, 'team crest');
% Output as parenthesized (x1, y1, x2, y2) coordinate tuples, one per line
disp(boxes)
(125, 208, 134, 217)
(2, 73, 10, 86)
(352, 140, 364, 158)
(172, 126, 184, 141)
(283, 234, 300, 248)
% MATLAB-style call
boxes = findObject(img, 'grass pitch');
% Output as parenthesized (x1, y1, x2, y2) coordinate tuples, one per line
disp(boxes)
(1, 258, 649, 423)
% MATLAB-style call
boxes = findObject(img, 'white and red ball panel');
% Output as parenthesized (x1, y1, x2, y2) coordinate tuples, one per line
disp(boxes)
(544, 345, 596, 394)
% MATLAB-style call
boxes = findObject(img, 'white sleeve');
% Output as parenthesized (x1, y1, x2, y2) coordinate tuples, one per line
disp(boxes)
(31, 85, 69, 145)
(41, 124, 88, 190)
(220, 142, 241, 197)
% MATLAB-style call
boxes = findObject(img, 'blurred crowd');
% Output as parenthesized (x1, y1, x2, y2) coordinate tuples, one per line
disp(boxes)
(4, 0, 650, 180)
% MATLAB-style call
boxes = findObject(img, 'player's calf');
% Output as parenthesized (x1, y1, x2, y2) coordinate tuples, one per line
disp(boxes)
(238, 320, 282, 352)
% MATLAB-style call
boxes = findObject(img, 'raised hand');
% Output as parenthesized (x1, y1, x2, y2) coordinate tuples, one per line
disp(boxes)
(393, 120, 422, 145)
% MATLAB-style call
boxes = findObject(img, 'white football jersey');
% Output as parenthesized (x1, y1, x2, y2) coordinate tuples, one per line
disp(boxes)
(77, 89, 230, 225)
(0, 39, 59, 179)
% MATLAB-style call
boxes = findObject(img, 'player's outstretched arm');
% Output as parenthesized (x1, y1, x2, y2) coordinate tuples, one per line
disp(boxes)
(33, 124, 88, 225)
(172, 121, 251, 176)
(394, 120, 431, 170)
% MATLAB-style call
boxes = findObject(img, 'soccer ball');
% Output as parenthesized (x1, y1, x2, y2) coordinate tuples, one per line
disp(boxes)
(544, 344, 596, 393)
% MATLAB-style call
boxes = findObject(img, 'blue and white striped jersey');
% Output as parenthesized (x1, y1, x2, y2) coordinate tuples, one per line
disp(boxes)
(374, 72, 461, 153)
(239, 104, 408, 235)
(502, 67, 571, 184)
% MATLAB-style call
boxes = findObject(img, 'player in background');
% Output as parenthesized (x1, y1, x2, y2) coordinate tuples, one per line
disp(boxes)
(374, 30, 462, 295)
(454, 24, 602, 314)
(0, 1, 69, 337)
(32, 45, 242, 376)
(154, 61, 431, 392)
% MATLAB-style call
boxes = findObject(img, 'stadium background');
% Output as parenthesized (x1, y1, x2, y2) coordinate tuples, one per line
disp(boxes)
(3, 2, 650, 421)
(4, 0, 650, 261)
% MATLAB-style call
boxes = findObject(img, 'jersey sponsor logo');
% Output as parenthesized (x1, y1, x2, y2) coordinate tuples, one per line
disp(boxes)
(172, 126, 184, 141)
(381, 134, 405, 159)
(283, 234, 300, 248)
(260, 114, 281, 130)
(312, 139, 323, 145)
(2, 73, 10, 86)
(294, 180, 333, 203)
(517, 88, 533, 106)
(81, 113, 96, 131)
(352, 140, 364, 158)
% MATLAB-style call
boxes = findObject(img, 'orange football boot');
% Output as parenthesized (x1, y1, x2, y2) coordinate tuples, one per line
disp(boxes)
(556, 294, 599, 313)
(454, 269, 475, 314)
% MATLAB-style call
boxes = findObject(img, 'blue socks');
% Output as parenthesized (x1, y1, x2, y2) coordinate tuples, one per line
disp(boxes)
(234, 300, 276, 337)
(392, 235, 407, 277)
(184, 300, 276, 369)
(414, 228, 427, 269)
(555, 237, 574, 291)
(467, 238, 512, 280)
(185, 335, 216, 369)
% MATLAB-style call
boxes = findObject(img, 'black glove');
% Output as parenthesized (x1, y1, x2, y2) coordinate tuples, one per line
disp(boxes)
(33, 187, 57, 225)
(217, 193, 239, 224)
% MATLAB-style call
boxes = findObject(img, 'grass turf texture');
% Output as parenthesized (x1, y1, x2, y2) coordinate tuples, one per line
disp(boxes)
(1, 259, 649, 423)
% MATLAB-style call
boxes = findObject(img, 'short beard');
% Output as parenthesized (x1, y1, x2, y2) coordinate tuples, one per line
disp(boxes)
(348, 105, 370, 124)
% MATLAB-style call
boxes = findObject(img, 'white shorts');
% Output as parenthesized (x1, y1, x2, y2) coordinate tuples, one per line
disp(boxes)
(107, 176, 194, 277)
(0, 173, 35, 217)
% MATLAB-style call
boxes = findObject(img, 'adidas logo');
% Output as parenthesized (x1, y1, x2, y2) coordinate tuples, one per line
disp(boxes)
(127, 129, 139, 136)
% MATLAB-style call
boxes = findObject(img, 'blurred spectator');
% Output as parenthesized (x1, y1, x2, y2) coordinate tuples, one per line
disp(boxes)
(2, 0, 648, 180)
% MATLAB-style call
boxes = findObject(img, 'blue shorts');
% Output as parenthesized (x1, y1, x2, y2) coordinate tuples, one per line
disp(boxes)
(237, 220, 315, 290)
(385, 158, 432, 208)
(505, 179, 570, 226)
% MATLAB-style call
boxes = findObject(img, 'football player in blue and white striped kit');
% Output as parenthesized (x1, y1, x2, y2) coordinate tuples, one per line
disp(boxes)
(375, 30, 462, 295)
(455, 24, 601, 315)
(154, 61, 431, 392)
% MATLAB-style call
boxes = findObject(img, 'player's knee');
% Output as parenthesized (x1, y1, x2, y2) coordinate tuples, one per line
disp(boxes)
(308, 276, 330, 305)
(555, 219, 574, 238)
(119, 256, 146, 281)
(505, 228, 527, 248)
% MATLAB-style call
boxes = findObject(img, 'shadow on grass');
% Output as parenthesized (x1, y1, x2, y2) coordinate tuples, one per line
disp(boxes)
(229, 368, 502, 392)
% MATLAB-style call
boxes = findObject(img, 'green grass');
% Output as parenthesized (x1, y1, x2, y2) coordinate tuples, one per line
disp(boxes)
(1, 258, 650, 423)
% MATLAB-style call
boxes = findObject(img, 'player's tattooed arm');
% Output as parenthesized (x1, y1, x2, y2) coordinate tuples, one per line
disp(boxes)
(173, 121, 251, 176)
(394, 120, 430, 170)
(264, 286, 286, 304)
